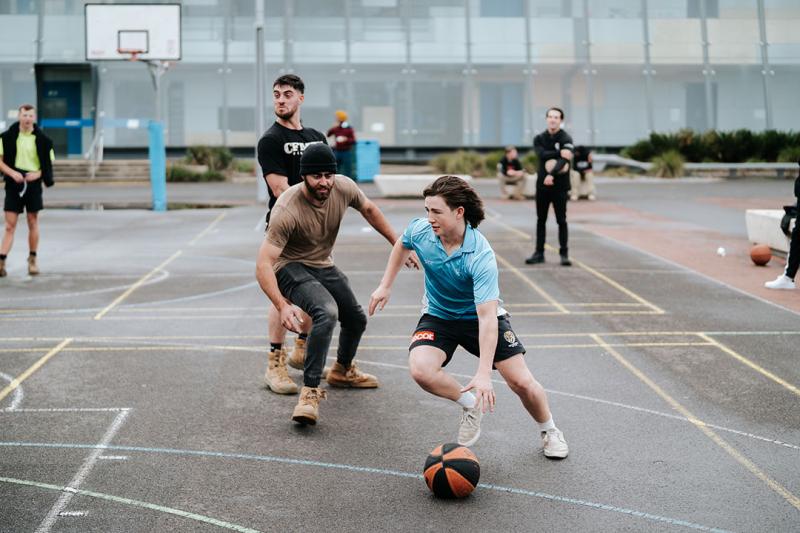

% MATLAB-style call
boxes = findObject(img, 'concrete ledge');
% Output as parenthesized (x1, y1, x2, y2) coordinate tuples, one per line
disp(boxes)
(374, 174, 471, 198)
(745, 209, 793, 252)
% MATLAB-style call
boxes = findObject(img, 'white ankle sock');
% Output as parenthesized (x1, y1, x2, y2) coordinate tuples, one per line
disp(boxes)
(538, 418, 556, 432)
(456, 392, 476, 409)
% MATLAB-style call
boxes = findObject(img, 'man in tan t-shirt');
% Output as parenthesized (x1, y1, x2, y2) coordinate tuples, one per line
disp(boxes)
(256, 143, 418, 426)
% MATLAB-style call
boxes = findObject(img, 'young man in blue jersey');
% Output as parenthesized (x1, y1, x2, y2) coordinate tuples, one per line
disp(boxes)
(368, 176, 568, 458)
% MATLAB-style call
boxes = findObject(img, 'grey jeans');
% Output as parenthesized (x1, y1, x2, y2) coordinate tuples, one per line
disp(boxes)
(276, 262, 367, 387)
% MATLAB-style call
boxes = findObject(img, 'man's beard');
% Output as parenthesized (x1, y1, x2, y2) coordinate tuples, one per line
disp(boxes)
(304, 180, 331, 203)
(275, 108, 296, 121)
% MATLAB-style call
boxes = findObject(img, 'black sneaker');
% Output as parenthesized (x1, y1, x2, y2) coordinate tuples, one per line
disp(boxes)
(525, 252, 544, 264)
(560, 255, 572, 267)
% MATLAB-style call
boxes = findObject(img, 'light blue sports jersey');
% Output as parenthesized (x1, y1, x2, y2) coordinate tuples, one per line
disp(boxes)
(401, 218, 505, 320)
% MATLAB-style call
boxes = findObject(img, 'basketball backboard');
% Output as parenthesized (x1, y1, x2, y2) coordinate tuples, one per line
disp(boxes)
(85, 3, 181, 61)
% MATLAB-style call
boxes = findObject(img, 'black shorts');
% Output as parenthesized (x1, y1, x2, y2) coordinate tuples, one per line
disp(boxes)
(409, 313, 525, 367)
(4, 178, 43, 214)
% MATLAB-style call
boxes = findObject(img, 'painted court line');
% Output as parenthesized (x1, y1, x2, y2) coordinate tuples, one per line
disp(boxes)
(696, 333, 800, 398)
(189, 212, 227, 246)
(0, 447, 730, 532)
(0, 339, 72, 404)
(94, 251, 182, 320)
(0, 372, 23, 411)
(494, 252, 569, 313)
(1, 476, 260, 533)
(35, 409, 130, 533)
(590, 334, 800, 512)
(485, 214, 664, 314)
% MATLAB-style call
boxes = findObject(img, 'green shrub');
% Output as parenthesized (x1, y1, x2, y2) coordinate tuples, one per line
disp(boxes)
(483, 150, 506, 174)
(185, 145, 234, 171)
(621, 139, 655, 161)
(233, 159, 255, 173)
(520, 151, 539, 174)
(650, 150, 684, 178)
(167, 164, 226, 182)
(777, 145, 800, 163)
(430, 150, 486, 176)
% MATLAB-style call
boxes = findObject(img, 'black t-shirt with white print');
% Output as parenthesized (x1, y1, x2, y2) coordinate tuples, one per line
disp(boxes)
(257, 121, 327, 214)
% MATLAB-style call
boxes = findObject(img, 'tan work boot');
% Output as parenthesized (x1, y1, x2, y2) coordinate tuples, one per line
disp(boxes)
(292, 386, 327, 425)
(264, 348, 298, 395)
(0, 258, 6, 277)
(28, 254, 39, 276)
(326, 361, 379, 388)
(287, 337, 306, 370)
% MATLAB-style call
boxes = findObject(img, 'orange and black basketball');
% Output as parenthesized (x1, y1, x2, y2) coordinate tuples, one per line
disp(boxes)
(423, 443, 480, 498)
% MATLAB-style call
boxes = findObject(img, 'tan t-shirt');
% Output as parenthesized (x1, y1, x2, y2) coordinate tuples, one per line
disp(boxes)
(266, 175, 366, 272)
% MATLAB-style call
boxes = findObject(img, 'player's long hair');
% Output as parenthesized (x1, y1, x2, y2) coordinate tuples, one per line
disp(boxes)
(423, 176, 485, 228)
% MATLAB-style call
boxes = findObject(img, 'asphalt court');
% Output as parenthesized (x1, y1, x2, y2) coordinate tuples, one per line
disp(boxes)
(1, 197, 799, 532)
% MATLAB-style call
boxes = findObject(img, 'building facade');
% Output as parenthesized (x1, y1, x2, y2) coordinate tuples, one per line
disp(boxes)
(1, 0, 798, 153)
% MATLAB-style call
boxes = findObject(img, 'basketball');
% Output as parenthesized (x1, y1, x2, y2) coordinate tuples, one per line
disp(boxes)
(750, 244, 772, 266)
(423, 443, 480, 498)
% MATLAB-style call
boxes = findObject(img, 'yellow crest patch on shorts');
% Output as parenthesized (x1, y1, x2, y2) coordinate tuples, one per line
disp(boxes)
(503, 330, 516, 344)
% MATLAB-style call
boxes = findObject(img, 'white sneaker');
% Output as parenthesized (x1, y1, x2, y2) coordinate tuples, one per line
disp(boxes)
(457, 405, 482, 447)
(542, 428, 569, 459)
(765, 275, 795, 290)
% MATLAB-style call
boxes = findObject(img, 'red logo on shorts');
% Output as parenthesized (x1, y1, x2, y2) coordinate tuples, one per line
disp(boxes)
(412, 330, 435, 342)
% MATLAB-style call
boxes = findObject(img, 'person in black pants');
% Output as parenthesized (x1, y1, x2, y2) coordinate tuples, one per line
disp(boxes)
(526, 107, 574, 266)
(765, 159, 800, 290)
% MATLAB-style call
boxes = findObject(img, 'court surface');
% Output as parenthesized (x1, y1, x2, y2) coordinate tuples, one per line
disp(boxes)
(1, 183, 798, 532)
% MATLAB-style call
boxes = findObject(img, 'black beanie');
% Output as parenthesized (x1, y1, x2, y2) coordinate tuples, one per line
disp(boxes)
(300, 143, 337, 175)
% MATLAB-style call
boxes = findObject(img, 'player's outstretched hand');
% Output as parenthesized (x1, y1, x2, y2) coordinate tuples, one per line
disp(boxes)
(461, 372, 495, 413)
(405, 251, 421, 270)
(368, 286, 391, 316)
(280, 304, 304, 333)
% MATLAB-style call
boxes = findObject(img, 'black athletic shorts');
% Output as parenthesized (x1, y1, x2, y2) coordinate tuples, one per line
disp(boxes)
(4, 177, 43, 214)
(409, 313, 525, 367)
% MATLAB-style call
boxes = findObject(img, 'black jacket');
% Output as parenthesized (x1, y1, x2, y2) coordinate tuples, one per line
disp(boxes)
(533, 129, 574, 191)
(1, 122, 54, 187)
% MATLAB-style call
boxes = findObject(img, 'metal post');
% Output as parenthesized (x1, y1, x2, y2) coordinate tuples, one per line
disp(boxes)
(35, 0, 44, 62)
(401, 0, 414, 146)
(582, 0, 595, 145)
(524, 0, 535, 143)
(699, 0, 715, 131)
(255, 0, 267, 202)
(344, 0, 354, 106)
(756, 0, 773, 129)
(221, 2, 230, 147)
(641, 0, 655, 134)
(464, 0, 475, 145)
(147, 61, 167, 123)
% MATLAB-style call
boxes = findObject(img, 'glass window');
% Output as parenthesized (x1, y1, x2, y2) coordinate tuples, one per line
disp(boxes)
(480, 0, 523, 18)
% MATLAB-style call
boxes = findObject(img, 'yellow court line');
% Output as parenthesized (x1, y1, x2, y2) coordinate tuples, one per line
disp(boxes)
(188, 212, 227, 246)
(590, 334, 800, 511)
(93, 251, 183, 320)
(0, 341, 717, 354)
(696, 333, 800, 398)
(0, 339, 72, 403)
(484, 214, 664, 314)
(571, 256, 665, 314)
(0, 330, 795, 343)
(494, 253, 569, 313)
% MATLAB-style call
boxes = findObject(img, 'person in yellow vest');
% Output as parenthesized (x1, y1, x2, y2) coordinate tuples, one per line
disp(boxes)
(0, 104, 55, 277)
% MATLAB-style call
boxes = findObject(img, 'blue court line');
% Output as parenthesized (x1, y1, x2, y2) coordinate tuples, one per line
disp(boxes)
(0, 441, 732, 532)
(0, 476, 260, 533)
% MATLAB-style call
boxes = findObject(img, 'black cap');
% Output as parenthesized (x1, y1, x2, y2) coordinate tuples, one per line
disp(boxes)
(300, 143, 337, 175)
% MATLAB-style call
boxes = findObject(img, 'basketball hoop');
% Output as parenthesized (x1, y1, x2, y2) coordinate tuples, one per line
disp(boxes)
(117, 48, 145, 62)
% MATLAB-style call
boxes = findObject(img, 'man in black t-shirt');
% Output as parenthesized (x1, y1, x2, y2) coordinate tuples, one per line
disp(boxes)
(497, 146, 526, 200)
(256, 74, 325, 395)
(526, 107, 574, 267)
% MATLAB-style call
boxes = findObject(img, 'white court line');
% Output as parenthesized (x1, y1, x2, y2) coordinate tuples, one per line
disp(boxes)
(0, 372, 23, 411)
(35, 409, 130, 533)
(1, 407, 130, 413)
